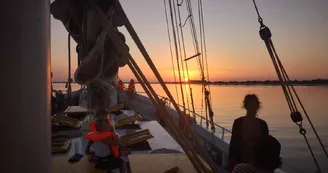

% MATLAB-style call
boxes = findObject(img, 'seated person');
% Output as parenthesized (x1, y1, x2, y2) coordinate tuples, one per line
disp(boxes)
(126, 79, 136, 99)
(118, 80, 126, 91)
(232, 135, 282, 173)
(85, 108, 113, 154)
(85, 118, 124, 172)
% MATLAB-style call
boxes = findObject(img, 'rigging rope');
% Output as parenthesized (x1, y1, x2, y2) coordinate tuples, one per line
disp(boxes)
(185, 0, 203, 79)
(198, 0, 212, 104)
(196, 0, 215, 131)
(174, 0, 191, 115)
(164, 0, 180, 105)
(168, 0, 186, 114)
(175, 0, 214, 131)
(183, 1, 204, 118)
(251, 0, 328, 171)
(176, 0, 198, 118)
(196, 0, 208, 128)
(66, 34, 72, 99)
(185, 0, 204, 118)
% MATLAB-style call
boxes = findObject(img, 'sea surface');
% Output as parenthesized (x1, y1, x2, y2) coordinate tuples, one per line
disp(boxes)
(53, 83, 328, 173)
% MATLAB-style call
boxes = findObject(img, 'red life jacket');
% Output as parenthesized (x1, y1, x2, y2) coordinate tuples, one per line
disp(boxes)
(89, 118, 113, 132)
(84, 131, 120, 158)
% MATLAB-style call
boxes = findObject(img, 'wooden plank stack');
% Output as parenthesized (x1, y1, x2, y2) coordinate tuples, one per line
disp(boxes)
(65, 106, 88, 119)
(120, 129, 154, 147)
(52, 114, 82, 128)
(51, 140, 72, 154)
(115, 113, 143, 128)
(107, 103, 124, 113)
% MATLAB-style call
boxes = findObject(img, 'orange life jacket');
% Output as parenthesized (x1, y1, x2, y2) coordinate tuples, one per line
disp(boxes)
(118, 83, 125, 90)
(89, 118, 113, 132)
(84, 131, 120, 158)
(128, 82, 135, 89)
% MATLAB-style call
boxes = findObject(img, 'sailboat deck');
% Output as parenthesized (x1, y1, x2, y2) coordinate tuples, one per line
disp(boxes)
(51, 108, 190, 172)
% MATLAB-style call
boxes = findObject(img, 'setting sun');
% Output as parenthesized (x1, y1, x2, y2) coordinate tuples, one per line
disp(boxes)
(184, 78, 189, 82)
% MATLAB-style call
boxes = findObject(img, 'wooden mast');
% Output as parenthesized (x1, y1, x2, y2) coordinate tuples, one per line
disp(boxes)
(1, 0, 51, 172)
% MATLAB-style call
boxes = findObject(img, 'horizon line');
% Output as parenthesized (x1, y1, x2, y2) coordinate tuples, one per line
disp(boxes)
(52, 78, 328, 83)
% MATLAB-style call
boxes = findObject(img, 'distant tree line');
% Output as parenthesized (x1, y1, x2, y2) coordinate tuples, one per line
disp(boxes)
(53, 79, 328, 85)
(164, 79, 328, 85)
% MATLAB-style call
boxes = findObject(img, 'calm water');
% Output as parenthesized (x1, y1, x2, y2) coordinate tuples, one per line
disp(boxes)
(53, 83, 328, 173)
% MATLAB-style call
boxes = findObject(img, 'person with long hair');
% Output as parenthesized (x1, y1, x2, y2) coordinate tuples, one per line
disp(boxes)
(228, 94, 269, 172)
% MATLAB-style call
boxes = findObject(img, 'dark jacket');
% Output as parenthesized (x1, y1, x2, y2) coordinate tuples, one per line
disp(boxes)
(228, 116, 269, 172)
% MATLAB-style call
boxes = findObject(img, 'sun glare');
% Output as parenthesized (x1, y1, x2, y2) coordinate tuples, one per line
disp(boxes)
(184, 78, 189, 82)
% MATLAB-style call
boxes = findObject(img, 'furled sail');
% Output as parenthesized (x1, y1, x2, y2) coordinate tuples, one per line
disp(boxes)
(50, 0, 129, 85)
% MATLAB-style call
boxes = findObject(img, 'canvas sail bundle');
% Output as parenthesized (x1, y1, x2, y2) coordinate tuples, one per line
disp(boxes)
(51, 0, 129, 85)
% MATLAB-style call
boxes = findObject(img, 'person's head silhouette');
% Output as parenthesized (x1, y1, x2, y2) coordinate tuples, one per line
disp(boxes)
(254, 135, 282, 171)
(243, 94, 261, 116)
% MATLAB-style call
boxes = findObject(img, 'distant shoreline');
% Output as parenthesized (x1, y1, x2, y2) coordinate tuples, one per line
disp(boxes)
(52, 79, 328, 86)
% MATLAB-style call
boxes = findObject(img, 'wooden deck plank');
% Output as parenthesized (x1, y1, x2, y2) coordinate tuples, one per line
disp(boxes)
(128, 154, 210, 173)
(52, 156, 106, 173)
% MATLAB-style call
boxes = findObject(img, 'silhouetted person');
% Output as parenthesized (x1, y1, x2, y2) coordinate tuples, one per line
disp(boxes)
(228, 94, 269, 172)
(127, 79, 135, 93)
(127, 79, 136, 99)
(232, 135, 282, 173)
(117, 80, 126, 104)
(118, 80, 125, 91)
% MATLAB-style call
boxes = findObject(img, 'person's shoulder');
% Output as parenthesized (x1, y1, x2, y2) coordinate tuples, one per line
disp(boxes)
(234, 116, 245, 122)
(257, 117, 268, 124)
(232, 117, 245, 126)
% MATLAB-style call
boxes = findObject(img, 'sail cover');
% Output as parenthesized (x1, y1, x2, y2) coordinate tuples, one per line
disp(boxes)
(50, 0, 129, 85)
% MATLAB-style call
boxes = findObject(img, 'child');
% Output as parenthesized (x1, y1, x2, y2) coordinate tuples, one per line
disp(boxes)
(90, 109, 113, 132)
(85, 108, 113, 154)
(85, 118, 124, 172)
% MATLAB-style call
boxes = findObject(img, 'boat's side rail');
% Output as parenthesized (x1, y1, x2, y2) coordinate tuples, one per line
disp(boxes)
(156, 94, 232, 144)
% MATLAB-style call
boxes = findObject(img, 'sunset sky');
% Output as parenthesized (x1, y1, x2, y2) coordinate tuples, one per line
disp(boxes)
(51, 0, 328, 82)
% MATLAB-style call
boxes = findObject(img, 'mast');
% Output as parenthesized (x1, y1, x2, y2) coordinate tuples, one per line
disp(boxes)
(1, 0, 51, 173)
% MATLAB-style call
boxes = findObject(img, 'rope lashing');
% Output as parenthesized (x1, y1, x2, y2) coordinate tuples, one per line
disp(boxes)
(252, 0, 328, 172)
(205, 89, 215, 132)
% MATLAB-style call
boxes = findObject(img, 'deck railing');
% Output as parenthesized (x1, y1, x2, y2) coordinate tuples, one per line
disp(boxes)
(153, 94, 232, 144)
